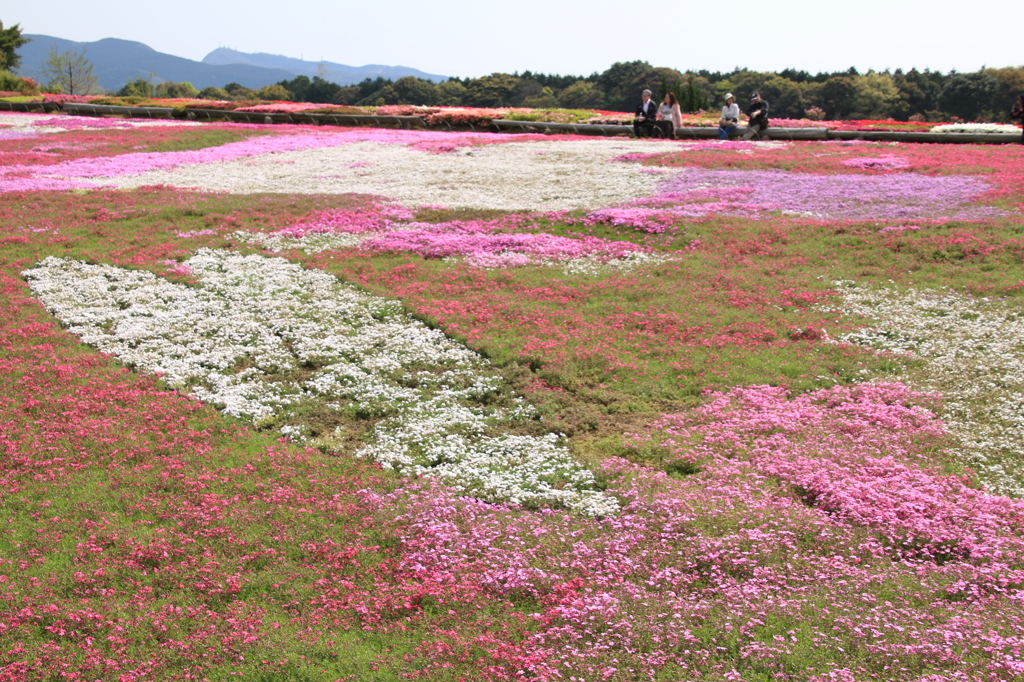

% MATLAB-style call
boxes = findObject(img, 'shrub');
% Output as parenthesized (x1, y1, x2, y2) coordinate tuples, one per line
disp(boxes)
(804, 106, 826, 121)
(434, 80, 466, 106)
(255, 84, 292, 101)
(155, 81, 199, 99)
(0, 70, 39, 95)
(117, 78, 154, 98)
(198, 86, 229, 101)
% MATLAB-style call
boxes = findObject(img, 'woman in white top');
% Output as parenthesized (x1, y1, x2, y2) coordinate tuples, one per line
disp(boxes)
(657, 93, 683, 138)
(719, 93, 740, 140)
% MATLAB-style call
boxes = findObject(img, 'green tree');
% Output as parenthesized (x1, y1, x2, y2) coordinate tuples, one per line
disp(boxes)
(851, 72, 904, 119)
(464, 73, 521, 107)
(255, 84, 292, 101)
(348, 75, 391, 104)
(305, 76, 340, 103)
(805, 76, 856, 119)
(729, 70, 769, 102)
(985, 66, 1024, 121)
(713, 79, 735, 101)
(893, 69, 941, 119)
(0, 21, 28, 72)
(629, 67, 684, 106)
(597, 60, 651, 112)
(155, 81, 198, 99)
(0, 70, 37, 94)
(387, 76, 436, 105)
(522, 86, 559, 109)
(198, 86, 229, 100)
(116, 77, 154, 98)
(510, 79, 543, 106)
(938, 71, 999, 121)
(42, 46, 99, 96)
(665, 74, 711, 113)
(558, 80, 605, 109)
(434, 79, 466, 106)
(331, 86, 362, 105)
(758, 75, 805, 119)
(223, 82, 255, 100)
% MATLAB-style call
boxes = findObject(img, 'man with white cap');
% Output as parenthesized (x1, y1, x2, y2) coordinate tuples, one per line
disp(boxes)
(742, 91, 770, 140)
(718, 93, 740, 140)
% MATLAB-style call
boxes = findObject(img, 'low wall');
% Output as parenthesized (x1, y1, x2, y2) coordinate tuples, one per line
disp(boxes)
(2, 100, 1020, 144)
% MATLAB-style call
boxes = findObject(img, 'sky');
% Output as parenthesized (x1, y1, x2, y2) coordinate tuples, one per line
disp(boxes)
(7, 0, 1021, 79)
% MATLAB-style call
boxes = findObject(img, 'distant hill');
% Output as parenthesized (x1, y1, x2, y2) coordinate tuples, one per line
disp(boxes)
(15, 35, 448, 93)
(202, 48, 447, 85)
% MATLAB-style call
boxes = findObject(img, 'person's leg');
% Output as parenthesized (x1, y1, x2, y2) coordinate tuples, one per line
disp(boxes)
(719, 125, 728, 140)
(743, 123, 764, 141)
(633, 121, 642, 138)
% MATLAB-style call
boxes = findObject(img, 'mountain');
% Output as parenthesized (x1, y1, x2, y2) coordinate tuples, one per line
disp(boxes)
(15, 35, 448, 93)
(202, 48, 447, 85)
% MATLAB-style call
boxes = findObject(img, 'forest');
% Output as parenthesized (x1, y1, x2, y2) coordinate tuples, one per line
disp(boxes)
(161, 61, 1024, 122)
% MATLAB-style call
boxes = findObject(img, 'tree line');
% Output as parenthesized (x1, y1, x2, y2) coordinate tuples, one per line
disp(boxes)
(136, 62, 1024, 123)
(1, 21, 1021, 122)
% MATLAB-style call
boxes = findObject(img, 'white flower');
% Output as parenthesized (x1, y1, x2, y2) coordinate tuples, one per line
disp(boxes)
(23, 251, 617, 516)
(824, 283, 1024, 497)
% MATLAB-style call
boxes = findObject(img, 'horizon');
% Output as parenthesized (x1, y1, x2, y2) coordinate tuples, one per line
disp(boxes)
(7, 0, 1020, 80)
(18, 33, 1021, 83)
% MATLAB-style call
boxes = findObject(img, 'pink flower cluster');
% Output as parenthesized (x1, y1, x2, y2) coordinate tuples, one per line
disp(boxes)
(640, 383, 1024, 561)
(572, 207, 683, 233)
(264, 204, 654, 266)
(841, 154, 912, 170)
(273, 203, 415, 238)
(879, 224, 922, 233)
(30, 116, 136, 130)
(362, 227, 645, 262)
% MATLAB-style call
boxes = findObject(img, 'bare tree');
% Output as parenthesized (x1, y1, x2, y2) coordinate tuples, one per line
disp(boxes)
(42, 45, 100, 95)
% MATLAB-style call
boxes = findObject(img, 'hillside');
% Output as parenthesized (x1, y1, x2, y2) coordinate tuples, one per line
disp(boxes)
(16, 35, 447, 92)
(202, 48, 446, 85)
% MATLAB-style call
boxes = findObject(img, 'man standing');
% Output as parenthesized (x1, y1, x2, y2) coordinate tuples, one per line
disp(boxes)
(742, 92, 770, 141)
(634, 89, 659, 138)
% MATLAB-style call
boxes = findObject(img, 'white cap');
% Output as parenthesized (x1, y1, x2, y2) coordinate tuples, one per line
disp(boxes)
(725, 93, 735, 100)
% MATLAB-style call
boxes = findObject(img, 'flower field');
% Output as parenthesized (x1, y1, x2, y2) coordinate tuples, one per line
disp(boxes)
(2, 109, 1024, 680)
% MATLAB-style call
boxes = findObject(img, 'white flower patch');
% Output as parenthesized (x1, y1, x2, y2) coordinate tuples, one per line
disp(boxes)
(95, 138, 683, 211)
(558, 251, 678, 276)
(0, 111, 202, 136)
(23, 250, 616, 516)
(824, 283, 1024, 496)
(930, 123, 1021, 134)
(236, 229, 373, 254)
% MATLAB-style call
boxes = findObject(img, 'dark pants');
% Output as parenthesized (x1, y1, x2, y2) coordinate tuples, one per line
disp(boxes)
(653, 120, 674, 139)
(633, 119, 657, 138)
(742, 122, 768, 141)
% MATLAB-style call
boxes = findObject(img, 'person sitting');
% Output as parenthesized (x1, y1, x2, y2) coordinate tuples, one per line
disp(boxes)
(634, 89, 659, 138)
(742, 92, 769, 141)
(657, 93, 682, 139)
(1012, 93, 1024, 144)
(718, 93, 740, 140)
